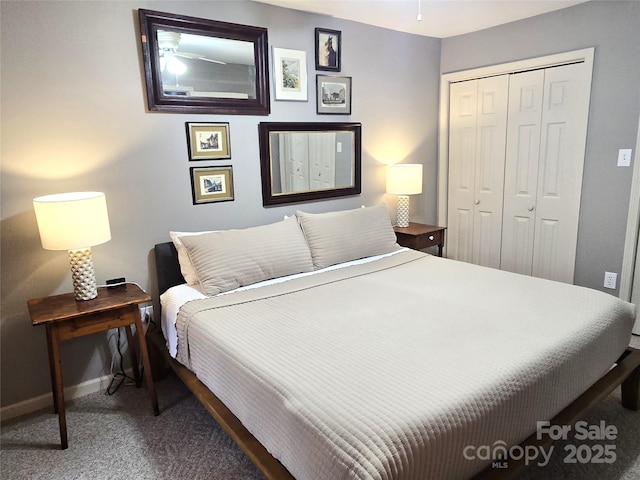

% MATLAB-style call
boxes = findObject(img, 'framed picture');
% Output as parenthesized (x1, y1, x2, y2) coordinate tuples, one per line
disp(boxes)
(316, 75, 352, 115)
(186, 122, 231, 160)
(190, 166, 234, 204)
(272, 47, 307, 101)
(315, 28, 341, 71)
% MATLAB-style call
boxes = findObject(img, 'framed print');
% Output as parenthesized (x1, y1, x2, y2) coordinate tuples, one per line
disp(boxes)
(315, 28, 341, 71)
(186, 122, 231, 160)
(273, 47, 307, 101)
(316, 75, 352, 115)
(190, 166, 234, 204)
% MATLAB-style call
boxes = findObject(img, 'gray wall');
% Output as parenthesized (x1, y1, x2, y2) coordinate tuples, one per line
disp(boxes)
(0, 1, 441, 407)
(441, 0, 640, 294)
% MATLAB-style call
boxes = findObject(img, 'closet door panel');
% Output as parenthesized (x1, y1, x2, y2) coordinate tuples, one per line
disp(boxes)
(472, 76, 509, 268)
(309, 132, 336, 190)
(533, 218, 560, 280)
(505, 215, 536, 274)
(451, 208, 473, 263)
(501, 70, 544, 274)
(532, 63, 591, 283)
(280, 133, 310, 192)
(447, 81, 478, 262)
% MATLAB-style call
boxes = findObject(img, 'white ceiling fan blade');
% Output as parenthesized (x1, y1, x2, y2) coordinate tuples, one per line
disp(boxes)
(199, 57, 226, 65)
(174, 52, 227, 65)
(173, 52, 201, 59)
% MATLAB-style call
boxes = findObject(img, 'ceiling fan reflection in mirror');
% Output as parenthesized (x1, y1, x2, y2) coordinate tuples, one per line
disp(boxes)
(157, 30, 226, 75)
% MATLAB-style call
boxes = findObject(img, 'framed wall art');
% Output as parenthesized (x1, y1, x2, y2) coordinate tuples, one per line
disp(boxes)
(190, 166, 234, 204)
(273, 47, 307, 101)
(316, 75, 352, 115)
(315, 28, 341, 71)
(186, 122, 231, 160)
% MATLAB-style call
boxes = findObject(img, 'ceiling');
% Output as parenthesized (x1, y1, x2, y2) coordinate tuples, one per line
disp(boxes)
(253, 0, 588, 38)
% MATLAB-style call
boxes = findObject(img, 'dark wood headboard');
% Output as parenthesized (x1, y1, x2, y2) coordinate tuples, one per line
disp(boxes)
(154, 242, 185, 296)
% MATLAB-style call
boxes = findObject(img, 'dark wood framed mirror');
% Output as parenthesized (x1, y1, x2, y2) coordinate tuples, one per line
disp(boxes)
(259, 122, 362, 206)
(138, 9, 270, 115)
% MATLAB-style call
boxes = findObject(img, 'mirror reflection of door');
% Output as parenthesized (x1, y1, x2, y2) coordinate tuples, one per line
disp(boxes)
(278, 133, 336, 193)
(280, 133, 309, 192)
(309, 133, 336, 190)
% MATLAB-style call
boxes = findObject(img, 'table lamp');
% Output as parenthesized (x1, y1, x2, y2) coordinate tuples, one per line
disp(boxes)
(386, 164, 423, 228)
(33, 192, 111, 301)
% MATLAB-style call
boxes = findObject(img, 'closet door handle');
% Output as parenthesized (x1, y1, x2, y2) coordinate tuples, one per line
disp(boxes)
(474, 200, 480, 205)
(528, 206, 535, 212)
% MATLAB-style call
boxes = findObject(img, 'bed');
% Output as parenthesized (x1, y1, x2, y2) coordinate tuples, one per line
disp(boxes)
(153, 205, 640, 480)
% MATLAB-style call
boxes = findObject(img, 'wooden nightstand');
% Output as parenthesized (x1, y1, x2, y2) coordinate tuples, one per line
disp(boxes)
(27, 284, 160, 449)
(393, 223, 446, 257)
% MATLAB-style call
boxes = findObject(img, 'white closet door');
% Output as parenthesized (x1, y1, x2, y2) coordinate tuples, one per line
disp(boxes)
(280, 133, 310, 192)
(501, 70, 545, 275)
(472, 76, 510, 267)
(501, 63, 591, 282)
(532, 62, 591, 283)
(448, 76, 509, 268)
(447, 81, 478, 263)
(309, 132, 336, 190)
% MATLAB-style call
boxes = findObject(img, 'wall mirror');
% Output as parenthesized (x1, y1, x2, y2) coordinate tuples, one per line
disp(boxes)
(138, 9, 270, 115)
(259, 122, 362, 206)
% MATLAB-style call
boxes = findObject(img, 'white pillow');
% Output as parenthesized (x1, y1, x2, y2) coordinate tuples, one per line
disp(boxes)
(179, 217, 314, 296)
(170, 230, 216, 285)
(296, 205, 399, 269)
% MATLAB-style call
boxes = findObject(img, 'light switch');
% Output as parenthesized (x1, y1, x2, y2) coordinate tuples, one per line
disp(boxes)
(336, 142, 342, 153)
(618, 149, 632, 167)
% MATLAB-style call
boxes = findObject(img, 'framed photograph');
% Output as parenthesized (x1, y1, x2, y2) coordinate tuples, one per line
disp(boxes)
(273, 47, 307, 101)
(316, 75, 352, 115)
(186, 122, 231, 160)
(315, 28, 341, 71)
(190, 166, 234, 204)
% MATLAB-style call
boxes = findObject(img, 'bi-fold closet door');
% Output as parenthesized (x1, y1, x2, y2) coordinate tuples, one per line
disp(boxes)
(447, 76, 509, 268)
(279, 132, 337, 192)
(447, 62, 591, 283)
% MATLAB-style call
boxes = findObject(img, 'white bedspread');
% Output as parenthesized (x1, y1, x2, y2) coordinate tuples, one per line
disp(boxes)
(173, 251, 634, 480)
(161, 249, 408, 358)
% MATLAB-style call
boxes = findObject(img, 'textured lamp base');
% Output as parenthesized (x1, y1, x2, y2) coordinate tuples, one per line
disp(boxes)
(396, 195, 410, 228)
(68, 248, 98, 301)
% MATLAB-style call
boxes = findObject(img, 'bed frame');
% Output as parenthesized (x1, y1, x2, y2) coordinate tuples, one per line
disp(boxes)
(152, 241, 640, 480)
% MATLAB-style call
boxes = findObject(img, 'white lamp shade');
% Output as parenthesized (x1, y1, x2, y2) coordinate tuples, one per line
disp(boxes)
(33, 192, 111, 251)
(386, 164, 423, 195)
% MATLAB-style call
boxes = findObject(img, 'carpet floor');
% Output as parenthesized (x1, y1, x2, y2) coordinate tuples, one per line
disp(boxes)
(1, 374, 262, 480)
(2, 337, 639, 479)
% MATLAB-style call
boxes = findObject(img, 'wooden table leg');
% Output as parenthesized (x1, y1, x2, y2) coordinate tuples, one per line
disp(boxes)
(124, 325, 141, 388)
(134, 317, 160, 416)
(45, 325, 59, 415)
(48, 325, 68, 449)
(622, 364, 640, 410)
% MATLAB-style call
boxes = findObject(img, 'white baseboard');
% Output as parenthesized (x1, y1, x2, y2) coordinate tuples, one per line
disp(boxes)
(0, 370, 132, 422)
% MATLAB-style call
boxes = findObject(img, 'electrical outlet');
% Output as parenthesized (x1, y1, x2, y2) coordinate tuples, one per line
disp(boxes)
(604, 271, 617, 290)
(138, 305, 153, 335)
(618, 149, 632, 167)
(139, 305, 153, 323)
